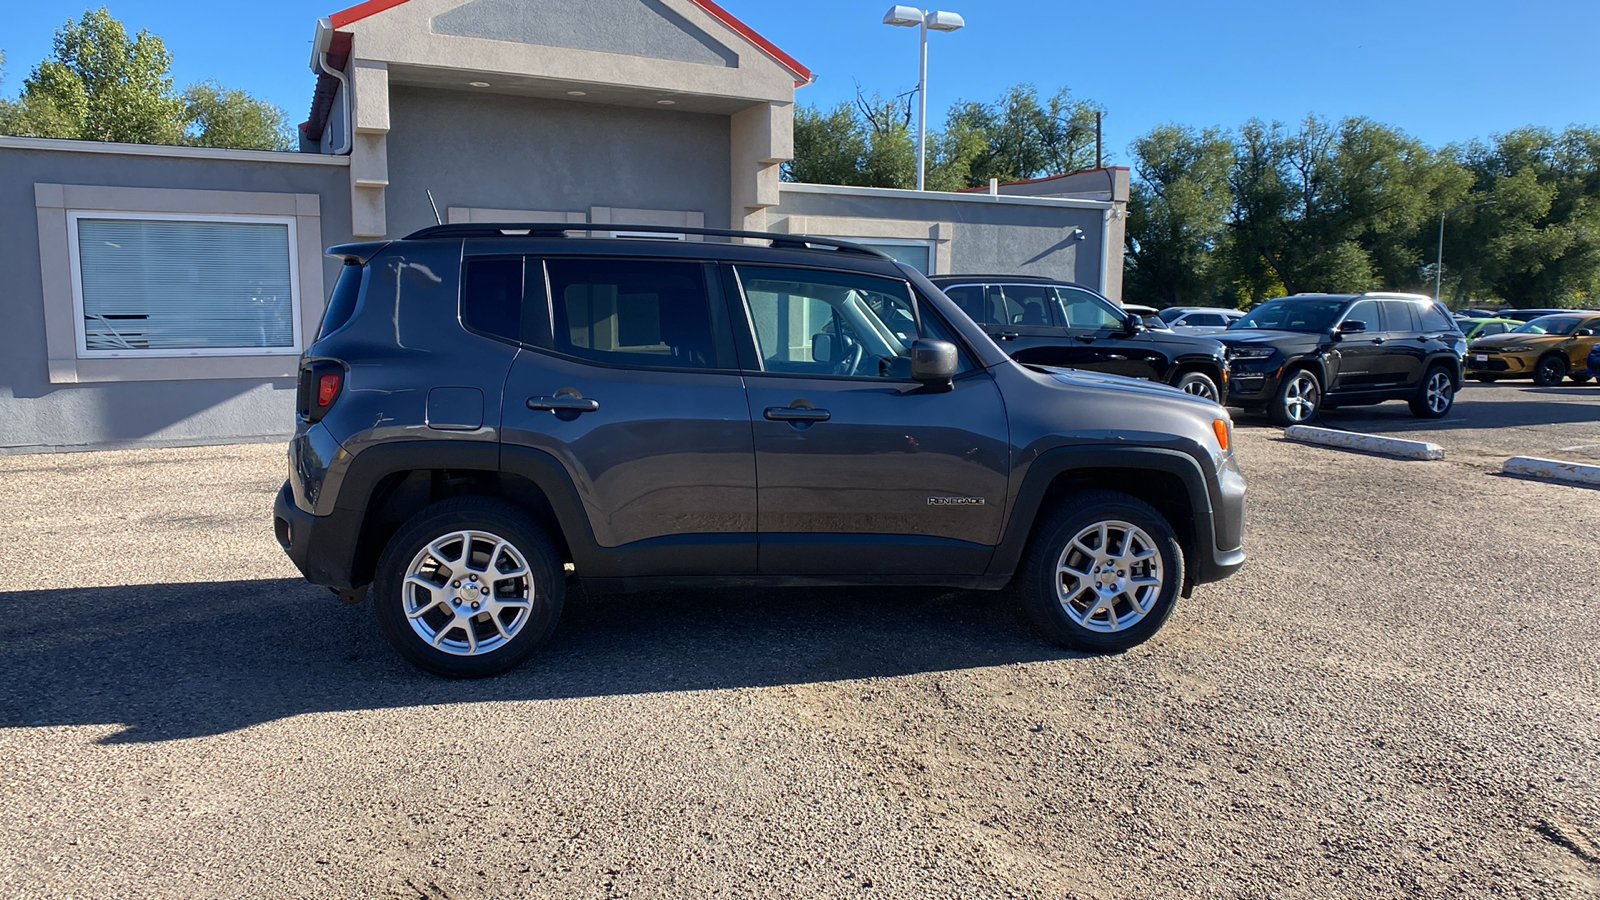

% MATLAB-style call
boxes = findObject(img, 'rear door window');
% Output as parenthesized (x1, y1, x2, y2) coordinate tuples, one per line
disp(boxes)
(1380, 300, 1419, 334)
(999, 284, 1055, 327)
(546, 258, 724, 370)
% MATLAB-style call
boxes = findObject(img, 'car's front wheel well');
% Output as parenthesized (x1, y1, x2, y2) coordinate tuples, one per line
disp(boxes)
(350, 468, 571, 586)
(1032, 468, 1198, 594)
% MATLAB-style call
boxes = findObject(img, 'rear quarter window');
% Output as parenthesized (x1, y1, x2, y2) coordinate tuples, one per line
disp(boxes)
(316, 263, 367, 340)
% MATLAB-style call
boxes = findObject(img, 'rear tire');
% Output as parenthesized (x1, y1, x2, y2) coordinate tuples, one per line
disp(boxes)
(1409, 365, 1455, 418)
(1268, 368, 1321, 426)
(373, 497, 564, 678)
(1173, 371, 1221, 403)
(1533, 354, 1567, 386)
(1015, 490, 1184, 652)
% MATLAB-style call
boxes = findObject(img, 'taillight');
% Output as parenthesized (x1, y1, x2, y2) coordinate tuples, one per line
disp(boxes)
(299, 360, 346, 423)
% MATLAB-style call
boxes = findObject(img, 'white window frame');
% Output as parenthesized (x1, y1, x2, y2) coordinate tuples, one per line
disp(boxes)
(67, 210, 303, 359)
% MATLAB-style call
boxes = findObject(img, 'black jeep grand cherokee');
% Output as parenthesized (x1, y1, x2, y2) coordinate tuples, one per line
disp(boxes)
(928, 275, 1231, 403)
(276, 224, 1246, 677)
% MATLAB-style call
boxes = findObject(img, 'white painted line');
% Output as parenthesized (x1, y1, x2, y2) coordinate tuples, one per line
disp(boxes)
(1502, 456, 1600, 486)
(1283, 425, 1446, 461)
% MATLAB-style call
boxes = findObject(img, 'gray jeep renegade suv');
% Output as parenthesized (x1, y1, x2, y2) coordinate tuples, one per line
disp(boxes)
(274, 224, 1246, 677)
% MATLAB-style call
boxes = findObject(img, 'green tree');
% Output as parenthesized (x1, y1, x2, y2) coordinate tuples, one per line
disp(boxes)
(11, 8, 188, 143)
(783, 91, 915, 189)
(183, 80, 292, 150)
(1123, 124, 1235, 306)
(1449, 127, 1600, 307)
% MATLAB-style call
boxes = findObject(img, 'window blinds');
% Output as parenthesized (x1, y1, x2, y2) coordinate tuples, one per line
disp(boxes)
(76, 218, 295, 352)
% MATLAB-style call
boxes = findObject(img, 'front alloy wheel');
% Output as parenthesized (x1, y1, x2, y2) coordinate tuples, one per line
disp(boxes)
(1016, 490, 1184, 652)
(1269, 369, 1321, 426)
(1175, 371, 1221, 403)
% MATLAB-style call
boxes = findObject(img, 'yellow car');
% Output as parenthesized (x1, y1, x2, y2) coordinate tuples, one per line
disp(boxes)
(1466, 312, 1600, 385)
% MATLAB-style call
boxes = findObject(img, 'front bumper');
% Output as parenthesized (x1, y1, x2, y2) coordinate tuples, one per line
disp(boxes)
(1465, 352, 1530, 375)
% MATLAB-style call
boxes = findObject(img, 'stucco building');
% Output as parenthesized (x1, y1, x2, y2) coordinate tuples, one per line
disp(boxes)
(0, 0, 1126, 452)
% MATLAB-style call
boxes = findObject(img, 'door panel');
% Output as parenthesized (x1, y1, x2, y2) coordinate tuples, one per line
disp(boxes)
(501, 257, 757, 574)
(1330, 300, 1387, 393)
(1379, 300, 1427, 388)
(734, 264, 1010, 576)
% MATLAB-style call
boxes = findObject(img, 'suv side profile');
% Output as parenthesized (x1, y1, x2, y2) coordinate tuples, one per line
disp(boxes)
(928, 275, 1231, 403)
(1217, 293, 1467, 425)
(275, 224, 1246, 677)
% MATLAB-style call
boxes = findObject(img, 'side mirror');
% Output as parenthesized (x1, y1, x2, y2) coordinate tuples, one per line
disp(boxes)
(910, 339, 957, 390)
(1124, 315, 1146, 334)
(1575, 328, 1594, 337)
(1338, 320, 1368, 336)
(811, 332, 838, 363)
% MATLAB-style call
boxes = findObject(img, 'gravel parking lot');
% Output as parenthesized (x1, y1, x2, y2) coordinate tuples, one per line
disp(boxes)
(2, 393, 1597, 899)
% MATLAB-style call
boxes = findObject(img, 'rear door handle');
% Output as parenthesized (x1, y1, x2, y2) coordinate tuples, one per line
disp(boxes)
(995, 332, 1019, 341)
(764, 407, 830, 422)
(528, 396, 599, 413)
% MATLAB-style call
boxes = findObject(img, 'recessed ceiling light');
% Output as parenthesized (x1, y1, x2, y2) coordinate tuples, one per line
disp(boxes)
(567, 90, 587, 96)
(657, 99, 676, 105)
(468, 81, 490, 88)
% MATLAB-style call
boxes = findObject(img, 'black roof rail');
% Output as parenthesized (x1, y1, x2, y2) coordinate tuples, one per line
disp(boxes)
(399, 222, 894, 260)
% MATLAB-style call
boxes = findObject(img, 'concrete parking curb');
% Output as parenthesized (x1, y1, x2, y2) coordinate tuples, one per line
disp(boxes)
(1502, 456, 1600, 487)
(1283, 425, 1446, 461)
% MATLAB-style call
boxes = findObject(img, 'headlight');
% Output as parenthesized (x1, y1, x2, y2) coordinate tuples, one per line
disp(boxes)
(1227, 346, 1275, 360)
(1493, 345, 1534, 353)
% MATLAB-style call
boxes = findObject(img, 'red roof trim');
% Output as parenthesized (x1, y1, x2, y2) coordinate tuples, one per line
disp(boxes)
(329, 0, 408, 28)
(684, 0, 813, 86)
(323, 0, 813, 85)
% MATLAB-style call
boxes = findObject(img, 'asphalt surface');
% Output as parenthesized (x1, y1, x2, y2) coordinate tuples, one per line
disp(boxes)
(1, 388, 1597, 899)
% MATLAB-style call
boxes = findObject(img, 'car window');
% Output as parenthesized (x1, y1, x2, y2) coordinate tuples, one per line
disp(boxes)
(1234, 298, 1345, 332)
(1187, 313, 1224, 327)
(739, 266, 944, 379)
(1158, 307, 1185, 323)
(1001, 284, 1055, 327)
(941, 285, 989, 325)
(1053, 286, 1126, 331)
(1343, 300, 1380, 332)
(460, 256, 524, 343)
(1418, 303, 1456, 332)
(1380, 300, 1419, 333)
(1514, 315, 1581, 335)
(546, 258, 719, 369)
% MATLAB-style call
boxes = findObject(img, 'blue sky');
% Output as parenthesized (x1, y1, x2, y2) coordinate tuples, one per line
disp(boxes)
(3, 0, 1596, 165)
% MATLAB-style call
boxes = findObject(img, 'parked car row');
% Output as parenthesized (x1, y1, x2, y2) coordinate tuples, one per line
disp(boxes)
(1465, 311, 1600, 385)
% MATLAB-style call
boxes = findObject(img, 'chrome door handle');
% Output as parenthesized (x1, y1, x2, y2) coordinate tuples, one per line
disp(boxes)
(764, 407, 830, 422)
(528, 396, 599, 413)
(995, 332, 1020, 340)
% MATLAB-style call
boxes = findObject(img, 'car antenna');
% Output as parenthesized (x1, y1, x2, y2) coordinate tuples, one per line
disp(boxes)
(425, 189, 442, 225)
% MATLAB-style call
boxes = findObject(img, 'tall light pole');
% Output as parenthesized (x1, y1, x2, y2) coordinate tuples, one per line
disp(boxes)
(883, 6, 965, 191)
(1435, 199, 1495, 303)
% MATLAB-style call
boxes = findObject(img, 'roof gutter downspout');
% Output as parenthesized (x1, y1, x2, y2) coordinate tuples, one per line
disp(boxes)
(1099, 205, 1112, 295)
(311, 18, 352, 156)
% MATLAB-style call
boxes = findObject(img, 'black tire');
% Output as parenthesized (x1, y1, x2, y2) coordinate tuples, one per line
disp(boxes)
(1015, 490, 1184, 652)
(373, 497, 564, 678)
(1470, 374, 1497, 383)
(1267, 368, 1321, 426)
(1409, 365, 1456, 418)
(1173, 370, 1221, 403)
(1533, 354, 1567, 386)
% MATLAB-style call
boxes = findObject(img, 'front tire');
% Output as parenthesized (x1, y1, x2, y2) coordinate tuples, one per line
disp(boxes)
(1533, 354, 1567, 386)
(1409, 365, 1456, 418)
(373, 498, 564, 678)
(1174, 371, 1221, 403)
(1016, 491, 1184, 652)
(1268, 368, 1322, 426)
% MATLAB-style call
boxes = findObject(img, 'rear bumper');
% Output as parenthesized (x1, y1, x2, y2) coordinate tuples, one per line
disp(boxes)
(274, 481, 361, 589)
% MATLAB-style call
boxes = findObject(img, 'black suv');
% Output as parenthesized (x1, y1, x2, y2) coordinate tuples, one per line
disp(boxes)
(274, 224, 1246, 677)
(928, 275, 1231, 403)
(1218, 293, 1467, 425)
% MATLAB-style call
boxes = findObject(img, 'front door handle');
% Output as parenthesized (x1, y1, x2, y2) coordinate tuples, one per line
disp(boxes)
(1372, 337, 1386, 345)
(528, 396, 599, 413)
(764, 407, 831, 423)
(995, 332, 1020, 341)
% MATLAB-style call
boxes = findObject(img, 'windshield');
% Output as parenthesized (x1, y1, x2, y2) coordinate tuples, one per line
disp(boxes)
(1157, 307, 1185, 323)
(1512, 315, 1582, 336)
(1229, 299, 1348, 333)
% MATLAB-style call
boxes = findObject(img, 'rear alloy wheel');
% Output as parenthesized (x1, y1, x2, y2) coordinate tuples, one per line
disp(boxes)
(1016, 490, 1184, 652)
(1268, 368, 1321, 426)
(1409, 366, 1455, 418)
(1533, 355, 1568, 386)
(1174, 371, 1221, 403)
(373, 498, 563, 678)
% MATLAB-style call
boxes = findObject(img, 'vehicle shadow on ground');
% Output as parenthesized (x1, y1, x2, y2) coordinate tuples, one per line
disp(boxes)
(0, 578, 1080, 744)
